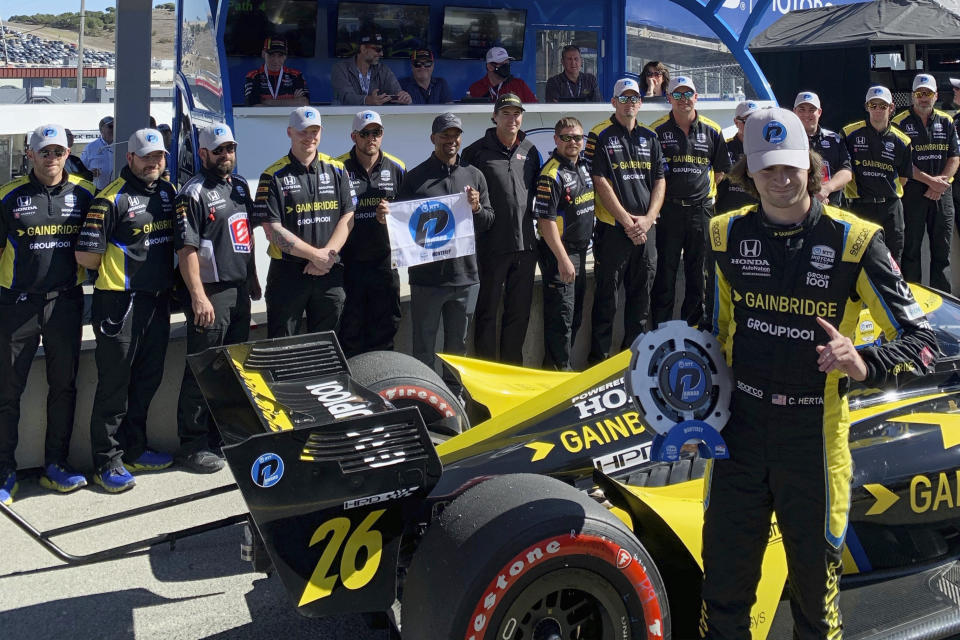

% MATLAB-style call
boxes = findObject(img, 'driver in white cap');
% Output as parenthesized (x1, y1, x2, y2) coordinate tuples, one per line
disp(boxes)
(701, 106, 937, 640)
(892, 73, 960, 291)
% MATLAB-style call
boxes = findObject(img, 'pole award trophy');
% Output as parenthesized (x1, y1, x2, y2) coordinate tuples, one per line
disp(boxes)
(626, 320, 733, 462)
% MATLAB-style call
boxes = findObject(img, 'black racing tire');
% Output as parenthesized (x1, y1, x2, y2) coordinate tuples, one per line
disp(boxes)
(348, 350, 468, 437)
(401, 474, 670, 640)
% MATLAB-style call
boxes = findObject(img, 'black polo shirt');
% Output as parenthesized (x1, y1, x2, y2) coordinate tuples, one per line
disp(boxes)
(0, 171, 95, 293)
(651, 112, 730, 200)
(534, 150, 595, 250)
(254, 151, 357, 263)
(337, 148, 405, 263)
(175, 168, 255, 284)
(586, 114, 664, 226)
(716, 135, 756, 214)
(891, 107, 960, 185)
(842, 120, 913, 200)
(77, 166, 177, 293)
(809, 127, 852, 206)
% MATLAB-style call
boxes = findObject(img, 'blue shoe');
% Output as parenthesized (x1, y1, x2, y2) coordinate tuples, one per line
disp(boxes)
(94, 466, 136, 493)
(0, 469, 17, 505)
(39, 463, 88, 493)
(123, 449, 173, 472)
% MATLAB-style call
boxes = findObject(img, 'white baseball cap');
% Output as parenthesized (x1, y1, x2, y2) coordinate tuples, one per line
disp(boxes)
(198, 123, 236, 151)
(613, 78, 641, 97)
(29, 124, 69, 152)
(793, 91, 821, 109)
(912, 73, 937, 92)
(735, 101, 760, 119)
(951, 78, 960, 90)
(865, 85, 893, 105)
(743, 107, 809, 173)
(352, 110, 383, 132)
(128, 128, 166, 157)
(485, 47, 513, 64)
(289, 106, 322, 130)
(667, 75, 696, 93)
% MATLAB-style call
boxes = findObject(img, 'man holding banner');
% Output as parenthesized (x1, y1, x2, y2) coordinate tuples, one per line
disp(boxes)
(381, 113, 494, 393)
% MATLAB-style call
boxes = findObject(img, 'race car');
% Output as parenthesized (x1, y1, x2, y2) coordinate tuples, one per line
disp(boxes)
(5, 283, 960, 639)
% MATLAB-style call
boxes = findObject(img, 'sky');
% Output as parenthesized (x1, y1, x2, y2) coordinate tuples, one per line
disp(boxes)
(2, 2, 169, 21)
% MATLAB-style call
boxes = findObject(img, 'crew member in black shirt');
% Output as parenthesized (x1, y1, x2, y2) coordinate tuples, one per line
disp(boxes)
(462, 93, 542, 364)
(174, 124, 260, 473)
(385, 113, 494, 391)
(716, 100, 759, 214)
(544, 45, 602, 103)
(793, 91, 853, 206)
(650, 75, 730, 327)
(892, 74, 960, 291)
(0, 124, 95, 505)
(76, 128, 177, 493)
(535, 117, 594, 370)
(585, 78, 665, 364)
(842, 85, 913, 265)
(336, 110, 405, 357)
(254, 106, 357, 338)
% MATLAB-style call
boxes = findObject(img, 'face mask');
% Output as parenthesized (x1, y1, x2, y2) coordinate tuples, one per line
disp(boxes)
(493, 63, 511, 79)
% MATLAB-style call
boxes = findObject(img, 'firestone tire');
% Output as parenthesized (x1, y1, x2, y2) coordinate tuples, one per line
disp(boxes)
(348, 350, 468, 437)
(401, 474, 670, 640)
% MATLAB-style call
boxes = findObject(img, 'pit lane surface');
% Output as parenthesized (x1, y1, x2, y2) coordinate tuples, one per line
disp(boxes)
(0, 467, 388, 639)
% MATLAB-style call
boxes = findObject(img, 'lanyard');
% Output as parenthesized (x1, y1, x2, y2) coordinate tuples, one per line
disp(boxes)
(358, 68, 372, 95)
(265, 67, 285, 100)
(566, 75, 583, 98)
(488, 80, 505, 100)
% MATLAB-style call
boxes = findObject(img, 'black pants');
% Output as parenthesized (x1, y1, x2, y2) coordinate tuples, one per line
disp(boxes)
(0, 286, 82, 471)
(265, 259, 345, 338)
(338, 256, 401, 358)
(89, 290, 170, 471)
(473, 249, 537, 364)
(847, 198, 904, 268)
(901, 184, 953, 291)
(177, 282, 250, 454)
(651, 199, 713, 327)
(588, 222, 656, 365)
(538, 240, 587, 371)
(700, 388, 849, 639)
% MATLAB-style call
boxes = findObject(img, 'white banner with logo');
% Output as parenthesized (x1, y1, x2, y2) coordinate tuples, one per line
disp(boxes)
(385, 192, 475, 268)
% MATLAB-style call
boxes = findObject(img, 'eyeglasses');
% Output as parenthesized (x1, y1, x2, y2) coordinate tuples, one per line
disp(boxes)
(558, 134, 584, 142)
(616, 95, 641, 104)
(734, 117, 748, 124)
(37, 148, 67, 158)
(645, 70, 663, 77)
(356, 128, 384, 139)
(671, 90, 695, 100)
(210, 144, 237, 155)
(412, 61, 433, 69)
(866, 102, 890, 110)
(914, 90, 935, 98)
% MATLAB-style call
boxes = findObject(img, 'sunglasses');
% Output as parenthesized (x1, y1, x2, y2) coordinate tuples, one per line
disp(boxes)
(914, 90, 935, 98)
(356, 128, 384, 139)
(365, 45, 383, 53)
(558, 134, 584, 142)
(412, 61, 433, 69)
(37, 148, 67, 158)
(866, 102, 890, 110)
(616, 95, 641, 104)
(645, 70, 663, 77)
(671, 90, 695, 100)
(735, 116, 748, 123)
(210, 144, 237, 155)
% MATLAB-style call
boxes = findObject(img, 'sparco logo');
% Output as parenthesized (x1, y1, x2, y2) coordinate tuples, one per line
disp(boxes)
(740, 239, 761, 258)
(736, 380, 763, 398)
(711, 221, 721, 248)
(849, 228, 869, 257)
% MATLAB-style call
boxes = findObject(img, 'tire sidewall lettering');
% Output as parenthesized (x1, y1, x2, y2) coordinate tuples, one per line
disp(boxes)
(378, 384, 458, 419)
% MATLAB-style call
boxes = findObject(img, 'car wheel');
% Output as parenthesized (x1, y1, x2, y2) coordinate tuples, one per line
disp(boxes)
(401, 473, 670, 640)
(348, 350, 468, 437)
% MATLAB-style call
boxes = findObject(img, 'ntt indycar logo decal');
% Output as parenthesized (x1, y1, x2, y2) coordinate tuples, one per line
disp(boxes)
(409, 199, 455, 250)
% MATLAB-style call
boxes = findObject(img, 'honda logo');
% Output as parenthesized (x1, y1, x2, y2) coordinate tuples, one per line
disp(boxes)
(740, 239, 761, 258)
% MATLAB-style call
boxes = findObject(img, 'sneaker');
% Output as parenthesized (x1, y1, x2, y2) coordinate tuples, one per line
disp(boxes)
(0, 469, 17, 505)
(123, 449, 173, 472)
(93, 466, 136, 493)
(177, 450, 225, 474)
(39, 463, 88, 493)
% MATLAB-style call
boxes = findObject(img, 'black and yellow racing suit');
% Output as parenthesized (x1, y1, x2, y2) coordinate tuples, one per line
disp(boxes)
(700, 200, 937, 639)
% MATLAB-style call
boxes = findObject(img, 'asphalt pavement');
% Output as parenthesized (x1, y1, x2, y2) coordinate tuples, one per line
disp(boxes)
(0, 465, 388, 640)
